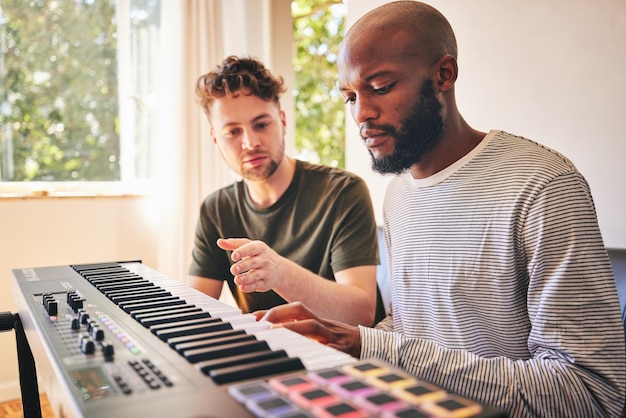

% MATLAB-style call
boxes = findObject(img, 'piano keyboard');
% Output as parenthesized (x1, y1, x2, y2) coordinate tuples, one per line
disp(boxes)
(10, 260, 355, 418)
(70, 261, 356, 383)
(11, 261, 505, 418)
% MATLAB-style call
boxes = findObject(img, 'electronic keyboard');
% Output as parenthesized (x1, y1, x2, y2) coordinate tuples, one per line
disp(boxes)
(11, 261, 506, 418)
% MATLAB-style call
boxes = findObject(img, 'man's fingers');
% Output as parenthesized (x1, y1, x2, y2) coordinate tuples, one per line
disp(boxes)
(273, 319, 333, 344)
(216, 237, 251, 251)
(252, 310, 268, 321)
(260, 302, 316, 323)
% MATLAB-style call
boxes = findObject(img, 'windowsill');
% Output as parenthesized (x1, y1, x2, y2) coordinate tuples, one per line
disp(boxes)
(0, 180, 155, 199)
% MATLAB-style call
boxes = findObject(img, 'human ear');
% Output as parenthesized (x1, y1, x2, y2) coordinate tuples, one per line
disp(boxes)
(435, 54, 458, 91)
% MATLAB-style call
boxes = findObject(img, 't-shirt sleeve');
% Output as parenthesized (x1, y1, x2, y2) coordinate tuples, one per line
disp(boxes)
(188, 198, 232, 280)
(329, 176, 379, 273)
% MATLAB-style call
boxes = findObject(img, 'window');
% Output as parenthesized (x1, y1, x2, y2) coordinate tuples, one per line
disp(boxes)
(292, 0, 346, 168)
(0, 0, 160, 188)
(0, 0, 346, 195)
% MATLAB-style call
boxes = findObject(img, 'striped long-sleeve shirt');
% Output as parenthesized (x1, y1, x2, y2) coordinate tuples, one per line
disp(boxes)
(361, 130, 625, 417)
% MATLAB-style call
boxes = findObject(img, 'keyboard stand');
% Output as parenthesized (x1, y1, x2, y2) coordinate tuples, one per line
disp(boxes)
(1, 311, 42, 418)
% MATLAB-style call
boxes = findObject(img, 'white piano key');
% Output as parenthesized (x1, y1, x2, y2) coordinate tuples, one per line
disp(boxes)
(253, 327, 356, 371)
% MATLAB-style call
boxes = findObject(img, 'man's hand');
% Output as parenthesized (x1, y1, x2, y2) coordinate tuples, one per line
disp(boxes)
(217, 238, 288, 293)
(256, 302, 362, 358)
(218, 238, 377, 326)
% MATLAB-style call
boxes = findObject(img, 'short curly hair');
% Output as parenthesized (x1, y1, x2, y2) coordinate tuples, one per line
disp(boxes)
(196, 55, 286, 120)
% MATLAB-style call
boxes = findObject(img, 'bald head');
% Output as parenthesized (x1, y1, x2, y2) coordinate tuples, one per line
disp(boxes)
(341, 1, 457, 65)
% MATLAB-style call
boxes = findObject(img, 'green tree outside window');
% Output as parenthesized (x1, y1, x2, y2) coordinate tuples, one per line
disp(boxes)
(292, 0, 346, 168)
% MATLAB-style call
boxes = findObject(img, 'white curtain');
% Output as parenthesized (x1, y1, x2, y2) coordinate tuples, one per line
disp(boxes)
(154, 0, 234, 283)
(152, 0, 293, 285)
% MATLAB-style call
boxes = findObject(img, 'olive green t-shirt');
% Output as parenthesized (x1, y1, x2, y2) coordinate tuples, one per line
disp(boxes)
(189, 160, 379, 314)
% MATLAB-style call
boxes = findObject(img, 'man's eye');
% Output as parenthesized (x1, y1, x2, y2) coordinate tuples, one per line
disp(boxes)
(373, 83, 394, 94)
(344, 96, 356, 104)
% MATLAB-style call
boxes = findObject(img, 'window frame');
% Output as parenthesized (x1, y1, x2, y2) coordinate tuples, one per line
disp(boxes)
(0, 0, 158, 198)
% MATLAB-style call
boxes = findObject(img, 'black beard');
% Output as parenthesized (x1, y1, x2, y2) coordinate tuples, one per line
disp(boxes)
(370, 79, 444, 175)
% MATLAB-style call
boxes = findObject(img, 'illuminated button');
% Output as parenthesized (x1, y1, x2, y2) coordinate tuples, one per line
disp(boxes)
(268, 374, 314, 395)
(289, 387, 339, 409)
(366, 372, 416, 391)
(353, 392, 407, 414)
(418, 394, 482, 418)
(228, 381, 276, 403)
(308, 369, 352, 386)
(245, 395, 299, 418)
(391, 381, 447, 405)
(331, 379, 378, 399)
(342, 361, 387, 379)
(313, 401, 368, 418)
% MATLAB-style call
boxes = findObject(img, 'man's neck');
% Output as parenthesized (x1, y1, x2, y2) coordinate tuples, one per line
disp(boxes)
(409, 115, 486, 179)
(245, 157, 297, 208)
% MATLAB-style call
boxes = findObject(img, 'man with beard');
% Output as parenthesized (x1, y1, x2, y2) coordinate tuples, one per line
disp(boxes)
(258, 1, 626, 416)
(188, 56, 384, 327)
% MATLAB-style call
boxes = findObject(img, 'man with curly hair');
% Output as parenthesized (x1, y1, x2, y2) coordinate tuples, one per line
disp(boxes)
(188, 56, 384, 327)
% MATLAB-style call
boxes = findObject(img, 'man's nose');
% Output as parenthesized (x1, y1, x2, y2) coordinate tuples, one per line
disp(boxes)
(352, 96, 378, 124)
(241, 130, 261, 149)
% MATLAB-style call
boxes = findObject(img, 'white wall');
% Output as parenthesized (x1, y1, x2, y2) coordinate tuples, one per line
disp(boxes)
(0, 196, 160, 402)
(345, 0, 626, 249)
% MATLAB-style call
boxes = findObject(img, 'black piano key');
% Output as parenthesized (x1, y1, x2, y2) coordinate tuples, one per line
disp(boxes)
(198, 349, 289, 375)
(76, 269, 124, 277)
(90, 277, 144, 287)
(98, 280, 154, 292)
(141, 311, 212, 327)
(149, 317, 223, 333)
(118, 295, 181, 310)
(209, 356, 305, 384)
(167, 329, 247, 348)
(103, 283, 157, 295)
(105, 286, 165, 298)
(129, 303, 197, 319)
(121, 298, 186, 314)
(82, 268, 135, 277)
(87, 277, 142, 287)
(94, 278, 148, 289)
(72, 262, 122, 271)
(134, 306, 203, 322)
(87, 272, 140, 282)
(174, 334, 256, 354)
(110, 289, 171, 304)
(183, 340, 270, 363)
(154, 321, 233, 341)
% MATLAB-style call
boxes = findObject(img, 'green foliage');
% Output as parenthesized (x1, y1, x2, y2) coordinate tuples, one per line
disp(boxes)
(292, 0, 345, 168)
(0, 0, 120, 181)
(0, 1, 344, 181)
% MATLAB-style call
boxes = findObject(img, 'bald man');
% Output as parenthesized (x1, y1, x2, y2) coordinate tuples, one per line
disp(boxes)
(259, 1, 626, 416)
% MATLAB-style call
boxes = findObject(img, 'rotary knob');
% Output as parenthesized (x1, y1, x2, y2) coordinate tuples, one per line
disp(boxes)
(90, 325, 105, 341)
(79, 335, 95, 354)
(101, 342, 115, 358)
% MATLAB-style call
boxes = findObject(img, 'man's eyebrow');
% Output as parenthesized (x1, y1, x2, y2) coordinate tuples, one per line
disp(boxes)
(364, 70, 393, 83)
(339, 70, 394, 91)
(221, 112, 272, 128)
(251, 113, 272, 123)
